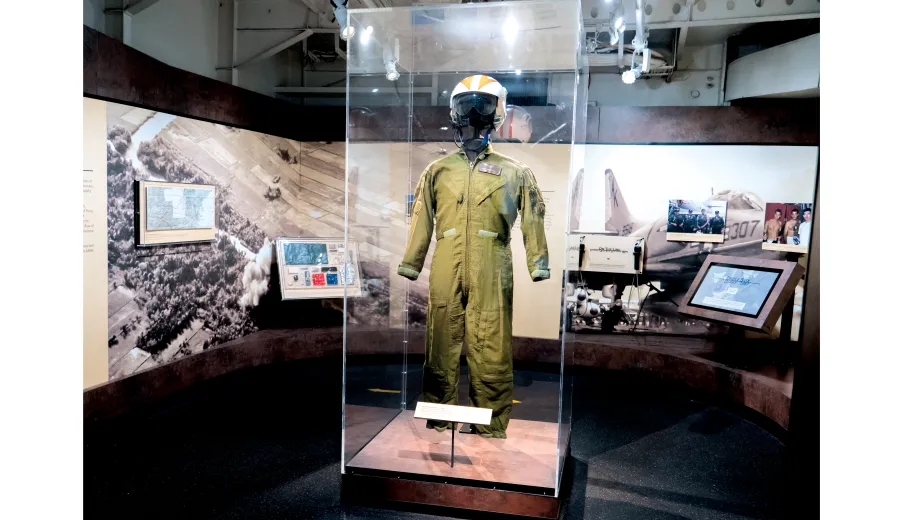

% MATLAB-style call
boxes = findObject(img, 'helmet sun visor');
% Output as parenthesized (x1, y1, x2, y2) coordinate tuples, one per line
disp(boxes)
(452, 92, 498, 118)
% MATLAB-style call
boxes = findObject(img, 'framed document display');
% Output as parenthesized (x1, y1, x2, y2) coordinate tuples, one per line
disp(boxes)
(135, 180, 217, 246)
(275, 237, 362, 300)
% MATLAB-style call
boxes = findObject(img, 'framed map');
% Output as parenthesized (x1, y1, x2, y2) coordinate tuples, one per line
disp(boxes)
(136, 180, 217, 246)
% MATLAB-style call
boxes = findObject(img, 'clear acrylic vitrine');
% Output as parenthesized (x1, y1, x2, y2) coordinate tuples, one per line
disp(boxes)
(342, 0, 586, 502)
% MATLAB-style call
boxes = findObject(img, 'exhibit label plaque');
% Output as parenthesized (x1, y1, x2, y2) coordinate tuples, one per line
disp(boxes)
(414, 402, 492, 426)
(83, 98, 108, 388)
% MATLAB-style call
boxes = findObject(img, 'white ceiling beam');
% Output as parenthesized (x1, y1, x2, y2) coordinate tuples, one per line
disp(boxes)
(124, 0, 162, 16)
(122, 12, 133, 46)
(588, 11, 820, 32)
(234, 28, 314, 68)
(299, 0, 327, 17)
(676, 26, 689, 63)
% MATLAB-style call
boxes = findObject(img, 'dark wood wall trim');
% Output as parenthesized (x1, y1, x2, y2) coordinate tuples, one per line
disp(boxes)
(84, 328, 792, 432)
(83, 25, 339, 141)
(593, 105, 819, 145)
(346, 105, 819, 145)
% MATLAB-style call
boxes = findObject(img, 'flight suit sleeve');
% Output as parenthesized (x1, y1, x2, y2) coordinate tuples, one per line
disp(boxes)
(397, 167, 435, 281)
(519, 167, 550, 281)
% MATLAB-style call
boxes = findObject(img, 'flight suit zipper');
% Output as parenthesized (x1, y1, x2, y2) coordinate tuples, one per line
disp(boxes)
(464, 159, 474, 294)
(463, 152, 486, 295)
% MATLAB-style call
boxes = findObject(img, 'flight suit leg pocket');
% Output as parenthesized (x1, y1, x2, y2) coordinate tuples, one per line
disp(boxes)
(470, 366, 514, 437)
(424, 299, 461, 407)
(475, 310, 505, 367)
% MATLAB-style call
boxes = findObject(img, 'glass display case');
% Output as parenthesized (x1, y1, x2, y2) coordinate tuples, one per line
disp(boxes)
(341, 0, 586, 514)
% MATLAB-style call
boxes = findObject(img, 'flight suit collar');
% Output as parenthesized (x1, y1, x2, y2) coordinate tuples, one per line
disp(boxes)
(457, 143, 495, 161)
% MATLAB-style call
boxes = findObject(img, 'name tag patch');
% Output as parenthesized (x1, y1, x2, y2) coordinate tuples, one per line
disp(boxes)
(478, 163, 502, 176)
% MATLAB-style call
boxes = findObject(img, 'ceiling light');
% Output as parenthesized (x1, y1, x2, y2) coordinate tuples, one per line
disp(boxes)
(502, 17, 519, 45)
(383, 38, 400, 81)
(622, 69, 639, 84)
(364, 25, 373, 35)
(359, 29, 371, 45)
(340, 25, 355, 40)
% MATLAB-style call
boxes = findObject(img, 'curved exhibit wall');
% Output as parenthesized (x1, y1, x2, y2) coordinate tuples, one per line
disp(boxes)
(84, 100, 815, 433)
(93, 101, 346, 384)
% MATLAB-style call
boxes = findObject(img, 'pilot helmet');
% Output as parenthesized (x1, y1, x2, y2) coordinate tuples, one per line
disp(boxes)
(450, 75, 508, 130)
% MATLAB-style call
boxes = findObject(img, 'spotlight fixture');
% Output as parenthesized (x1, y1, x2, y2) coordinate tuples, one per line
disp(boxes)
(502, 17, 519, 45)
(608, 2, 626, 46)
(620, 0, 650, 85)
(359, 25, 373, 45)
(383, 37, 400, 81)
(331, 0, 354, 41)
(622, 69, 639, 85)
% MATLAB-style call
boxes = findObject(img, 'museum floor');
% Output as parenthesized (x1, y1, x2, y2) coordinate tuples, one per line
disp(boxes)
(84, 358, 788, 520)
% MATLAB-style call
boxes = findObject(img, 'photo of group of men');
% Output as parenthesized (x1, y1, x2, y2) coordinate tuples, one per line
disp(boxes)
(762, 202, 813, 250)
(666, 199, 728, 242)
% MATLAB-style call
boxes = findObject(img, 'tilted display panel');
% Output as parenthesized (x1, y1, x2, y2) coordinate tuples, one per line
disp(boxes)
(342, 0, 585, 502)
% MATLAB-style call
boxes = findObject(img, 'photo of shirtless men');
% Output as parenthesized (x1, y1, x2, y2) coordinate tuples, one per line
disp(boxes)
(763, 202, 813, 247)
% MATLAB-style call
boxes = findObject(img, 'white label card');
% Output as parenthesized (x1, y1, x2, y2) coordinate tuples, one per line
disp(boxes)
(414, 402, 492, 426)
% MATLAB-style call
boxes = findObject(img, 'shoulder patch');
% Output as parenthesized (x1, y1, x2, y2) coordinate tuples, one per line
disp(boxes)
(529, 185, 546, 217)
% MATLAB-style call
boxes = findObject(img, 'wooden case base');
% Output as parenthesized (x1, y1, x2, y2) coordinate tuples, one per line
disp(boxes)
(342, 409, 569, 518)
(342, 461, 566, 519)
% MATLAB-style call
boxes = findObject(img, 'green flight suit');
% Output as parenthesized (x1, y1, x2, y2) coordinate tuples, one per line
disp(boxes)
(397, 144, 550, 438)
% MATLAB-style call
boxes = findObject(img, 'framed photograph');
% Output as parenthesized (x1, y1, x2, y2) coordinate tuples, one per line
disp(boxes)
(666, 199, 728, 243)
(761, 202, 813, 253)
(276, 237, 362, 300)
(135, 180, 217, 246)
(678, 254, 805, 333)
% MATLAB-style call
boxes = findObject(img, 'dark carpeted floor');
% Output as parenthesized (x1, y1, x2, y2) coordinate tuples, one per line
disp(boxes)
(84, 358, 787, 520)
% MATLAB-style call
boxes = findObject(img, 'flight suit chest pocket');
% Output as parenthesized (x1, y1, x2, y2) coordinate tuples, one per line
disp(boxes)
(475, 177, 508, 206)
(475, 176, 515, 225)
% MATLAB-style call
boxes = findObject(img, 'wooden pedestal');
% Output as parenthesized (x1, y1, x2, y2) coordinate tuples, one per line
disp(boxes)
(343, 410, 568, 518)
